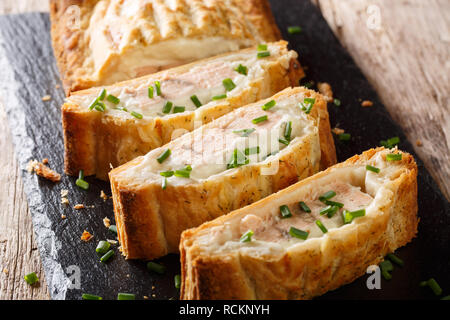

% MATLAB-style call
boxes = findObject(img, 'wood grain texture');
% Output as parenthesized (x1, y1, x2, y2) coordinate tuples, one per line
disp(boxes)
(0, 0, 448, 300)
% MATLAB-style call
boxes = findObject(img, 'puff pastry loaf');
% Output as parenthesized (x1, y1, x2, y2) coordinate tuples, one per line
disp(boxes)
(62, 41, 304, 180)
(50, 0, 282, 94)
(109, 87, 336, 260)
(180, 147, 418, 300)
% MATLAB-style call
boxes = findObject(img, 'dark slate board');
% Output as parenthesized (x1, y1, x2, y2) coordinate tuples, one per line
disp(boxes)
(0, 0, 448, 300)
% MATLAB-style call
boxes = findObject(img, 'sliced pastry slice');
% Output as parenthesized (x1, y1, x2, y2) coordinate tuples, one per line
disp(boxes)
(180, 147, 418, 300)
(62, 41, 304, 179)
(50, 0, 282, 94)
(110, 87, 336, 260)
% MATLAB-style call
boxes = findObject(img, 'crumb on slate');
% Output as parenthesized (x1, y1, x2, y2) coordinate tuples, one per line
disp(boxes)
(416, 139, 423, 147)
(41, 95, 51, 102)
(361, 100, 373, 107)
(103, 217, 111, 228)
(81, 230, 93, 242)
(74, 204, 85, 210)
(61, 214, 66, 219)
(42, 158, 49, 164)
(27, 159, 61, 182)
(100, 190, 109, 201)
(317, 82, 333, 102)
(332, 127, 345, 135)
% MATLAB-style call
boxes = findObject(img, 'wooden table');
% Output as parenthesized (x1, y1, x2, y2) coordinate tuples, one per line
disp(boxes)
(0, 0, 448, 300)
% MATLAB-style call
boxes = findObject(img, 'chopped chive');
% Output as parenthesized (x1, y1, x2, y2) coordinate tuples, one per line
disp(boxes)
(257, 44, 268, 51)
(157, 149, 171, 164)
(319, 205, 338, 217)
(24, 272, 39, 285)
(422, 278, 443, 296)
(366, 165, 380, 173)
(94, 102, 106, 112)
(299, 201, 311, 213)
(381, 136, 400, 148)
(162, 177, 168, 190)
(338, 133, 351, 141)
(342, 209, 366, 224)
(252, 115, 268, 124)
(131, 111, 143, 119)
(160, 171, 174, 177)
(148, 86, 154, 99)
(96, 240, 111, 255)
(289, 227, 309, 240)
(280, 205, 292, 219)
(100, 249, 114, 263)
(343, 210, 353, 224)
(212, 94, 227, 100)
(233, 128, 255, 137)
(240, 230, 254, 243)
(227, 149, 249, 169)
(174, 165, 192, 178)
(244, 146, 260, 156)
(155, 81, 162, 96)
(386, 253, 404, 267)
(223, 78, 236, 92)
(279, 138, 290, 146)
(174, 274, 181, 289)
(300, 98, 315, 114)
(302, 81, 314, 89)
(379, 260, 394, 280)
(319, 191, 336, 201)
(234, 64, 248, 75)
(173, 106, 186, 113)
(257, 51, 271, 58)
(109, 225, 117, 234)
(315, 220, 328, 233)
(323, 200, 344, 208)
(284, 121, 292, 141)
(115, 106, 128, 112)
(190, 95, 202, 108)
(88, 97, 99, 110)
(147, 261, 166, 274)
(117, 293, 135, 300)
(382, 270, 392, 281)
(350, 209, 366, 218)
(333, 98, 341, 106)
(287, 26, 302, 34)
(79, 170, 85, 180)
(76, 178, 89, 190)
(386, 153, 402, 161)
(162, 101, 173, 114)
(441, 295, 450, 300)
(98, 88, 107, 101)
(106, 94, 120, 104)
(82, 294, 102, 300)
(262, 100, 276, 111)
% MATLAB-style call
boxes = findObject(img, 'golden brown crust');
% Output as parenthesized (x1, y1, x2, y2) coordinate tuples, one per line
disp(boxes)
(109, 87, 336, 260)
(180, 148, 419, 299)
(50, 0, 282, 95)
(62, 42, 305, 180)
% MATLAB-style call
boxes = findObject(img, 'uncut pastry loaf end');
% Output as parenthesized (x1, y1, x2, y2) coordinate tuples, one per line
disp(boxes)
(110, 87, 336, 260)
(62, 41, 304, 180)
(180, 147, 418, 299)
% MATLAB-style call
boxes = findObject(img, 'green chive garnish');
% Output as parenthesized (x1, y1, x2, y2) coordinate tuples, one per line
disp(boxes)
(279, 138, 290, 146)
(160, 171, 174, 177)
(212, 94, 227, 100)
(96, 240, 111, 255)
(284, 121, 292, 141)
(252, 115, 268, 124)
(117, 293, 135, 300)
(280, 205, 292, 219)
(99, 88, 107, 101)
(441, 295, 450, 300)
(223, 78, 236, 91)
(157, 149, 171, 164)
(342, 209, 366, 224)
(257, 51, 270, 58)
(227, 149, 249, 169)
(420, 278, 443, 296)
(287, 26, 302, 34)
(234, 64, 248, 75)
(299, 201, 311, 213)
(82, 294, 102, 300)
(302, 81, 314, 89)
(190, 95, 202, 108)
(147, 261, 166, 274)
(333, 98, 341, 106)
(100, 249, 114, 263)
(240, 230, 254, 243)
(106, 94, 120, 104)
(300, 98, 315, 114)
(386, 153, 402, 161)
(109, 225, 117, 234)
(233, 128, 255, 137)
(319, 191, 336, 202)
(162, 101, 173, 114)
(174, 274, 181, 289)
(257, 44, 268, 51)
(366, 165, 380, 173)
(131, 111, 143, 119)
(76, 171, 89, 190)
(262, 100, 276, 111)
(380, 260, 393, 280)
(162, 177, 168, 190)
(289, 227, 309, 240)
(319, 205, 338, 218)
(338, 133, 351, 141)
(155, 81, 162, 96)
(174, 165, 192, 178)
(173, 106, 186, 113)
(322, 200, 344, 208)
(244, 146, 260, 156)
(89, 97, 100, 110)
(94, 102, 106, 112)
(24, 272, 39, 285)
(148, 86, 154, 99)
(381, 136, 400, 148)
(316, 220, 328, 233)
(386, 253, 404, 267)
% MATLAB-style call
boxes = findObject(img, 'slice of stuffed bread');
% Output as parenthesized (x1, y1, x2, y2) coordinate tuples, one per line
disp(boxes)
(180, 147, 418, 300)
(62, 41, 304, 180)
(109, 87, 336, 260)
(50, 0, 282, 94)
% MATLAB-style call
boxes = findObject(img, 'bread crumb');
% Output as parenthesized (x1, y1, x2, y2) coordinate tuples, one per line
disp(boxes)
(61, 214, 66, 219)
(416, 139, 423, 147)
(152, 285, 155, 290)
(3, 268, 8, 275)
(42, 158, 49, 164)
(81, 230, 93, 242)
(28, 159, 61, 182)
(103, 217, 111, 228)
(152, 294, 156, 298)
(42, 95, 51, 102)
(100, 190, 108, 201)
(61, 198, 69, 206)
(61, 189, 69, 197)
(74, 204, 85, 210)
(55, 84, 60, 89)
(361, 100, 373, 107)
(143, 296, 149, 300)
(317, 82, 333, 102)
(332, 127, 345, 135)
